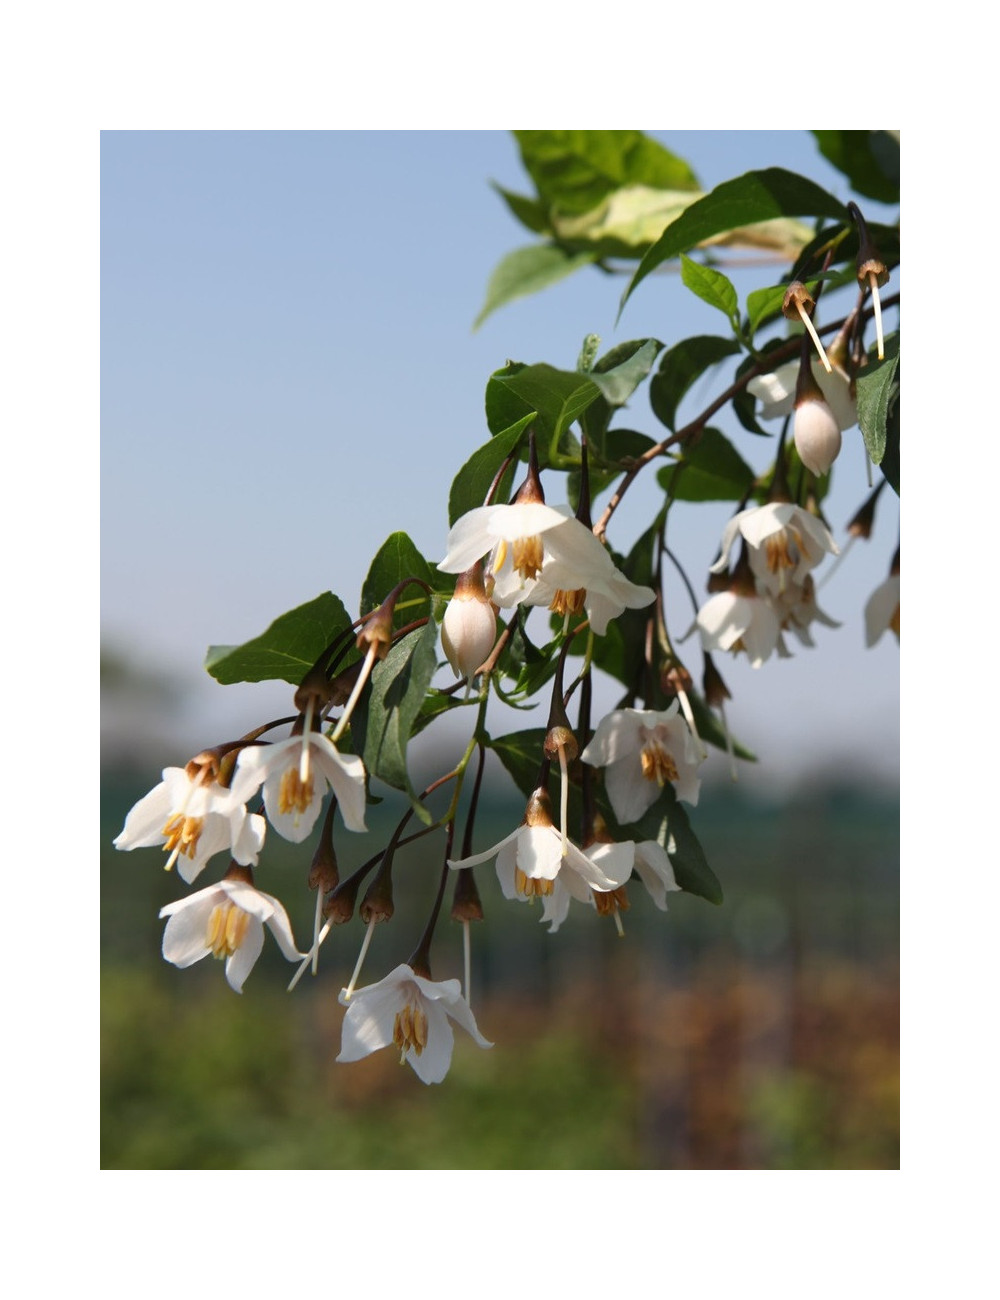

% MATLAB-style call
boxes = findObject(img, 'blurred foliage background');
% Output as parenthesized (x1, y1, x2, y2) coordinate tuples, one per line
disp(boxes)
(102, 740, 898, 1170)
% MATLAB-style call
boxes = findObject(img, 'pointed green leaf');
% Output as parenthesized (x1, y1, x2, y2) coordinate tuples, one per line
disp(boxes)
(448, 412, 535, 524)
(361, 532, 436, 634)
(474, 244, 598, 329)
(657, 427, 756, 503)
(680, 253, 738, 326)
(489, 182, 552, 234)
(350, 620, 439, 822)
(589, 338, 663, 407)
(649, 335, 741, 432)
(488, 362, 601, 467)
(856, 333, 900, 467)
(490, 727, 549, 802)
(621, 168, 850, 313)
(663, 800, 723, 904)
(812, 130, 900, 205)
(205, 592, 353, 686)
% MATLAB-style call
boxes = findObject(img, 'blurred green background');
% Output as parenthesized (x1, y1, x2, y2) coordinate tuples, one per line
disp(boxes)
(102, 748, 898, 1170)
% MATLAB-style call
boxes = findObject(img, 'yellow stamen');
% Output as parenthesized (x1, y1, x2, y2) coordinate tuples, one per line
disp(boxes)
(511, 534, 544, 580)
(206, 901, 251, 958)
(640, 741, 678, 786)
(161, 813, 204, 864)
(548, 588, 586, 617)
(278, 767, 315, 815)
(515, 866, 554, 898)
(393, 1000, 429, 1060)
(491, 538, 508, 575)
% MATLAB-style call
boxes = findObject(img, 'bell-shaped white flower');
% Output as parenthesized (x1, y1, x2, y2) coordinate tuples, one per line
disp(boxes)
(748, 358, 857, 432)
(581, 703, 702, 824)
(540, 834, 635, 933)
(159, 865, 303, 993)
(114, 762, 264, 884)
(865, 573, 900, 647)
(773, 574, 840, 648)
(336, 963, 492, 1085)
(230, 731, 367, 844)
(711, 502, 838, 596)
(694, 589, 781, 669)
(448, 788, 634, 902)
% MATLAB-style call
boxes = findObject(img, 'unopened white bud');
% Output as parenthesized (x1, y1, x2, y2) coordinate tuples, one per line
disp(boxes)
(441, 585, 496, 683)
(793, 396, 842, 476)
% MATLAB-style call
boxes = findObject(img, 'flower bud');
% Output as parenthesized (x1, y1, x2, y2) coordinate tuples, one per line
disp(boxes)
(794, 398, 842, 476)
(441, 566, 497, 683)
(451, 867, 485, 922)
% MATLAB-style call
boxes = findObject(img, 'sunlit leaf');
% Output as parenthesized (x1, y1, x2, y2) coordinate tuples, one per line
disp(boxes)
(449, 412, 535, 523)
(649, 335, 741, 432)
(657, 427, 756, 503)
(856, 333, 900, 468)
(205, 592, 353, 687)
(812, 130, 900, 205)
(474, 244, 598, 329)
(680, 253, 739, 326)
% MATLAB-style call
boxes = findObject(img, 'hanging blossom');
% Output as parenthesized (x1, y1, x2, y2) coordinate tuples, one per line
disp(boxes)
(772, 574, 840, 650)
(114, 757, 265, 884)
(159, 865, 303, 993)
(633, 839, 682, 911)
(581, 704, 702, 824)
(440, 564, 497, 689)
(711, 503, 838, 597)
(447, 787, 634, 905)
(516, 517, 655, 635)
(336, 963, 492, 1085)
(438, 500, 576, 605)
(229, 729, 367, 844)
(865, 572, 900, 647)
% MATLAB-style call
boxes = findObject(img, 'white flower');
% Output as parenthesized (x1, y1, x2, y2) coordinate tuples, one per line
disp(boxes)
(519, 518, 655, 635)
(711, 503, 838, 596)
(633, 840, 681, 911)
(448, 789, 634, 903)
(438, 501, 575, 605)
(581, 704, 702, 823)
(159, 868, 303, 993)
(794, 395, 842, 476)
(865, 574, 900, 647)
(229, 732, 367, 843)
(336, 963, 492, 1085)
(748, 358, 857, 431)
(441, 568, 497, 685)
(539, 839, 636, 933)
(694, 590, 781, 669)
(114, 765, 264, 884)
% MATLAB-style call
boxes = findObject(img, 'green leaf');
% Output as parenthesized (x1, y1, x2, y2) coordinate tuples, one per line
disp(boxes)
(488, 362, 601, 467)
(621, 168, 850, 314)
(205, 592, 353, 686)
(856, 333, 900, 467)
(657, 427, 756, 503)
(351, 620, 439, 822)
(812, 131, 900, 205)
(686, 690, 755, 762)
(680, 253, 738, 326)
(448, 412, 535, 525)
(473, 244, 598, 329)
(880, 392, 900, 496)
(489, 182, 552, 234)
(745, 277, 826, 336)
(589, 337, 663, 407)
(361, 532, 436, 630)
(649, 335, 741, 432)
(514, 130, 699, 217)
(663, 800, 723, 904)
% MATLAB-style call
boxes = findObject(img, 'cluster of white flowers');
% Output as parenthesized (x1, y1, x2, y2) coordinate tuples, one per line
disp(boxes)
(694, 502, 840, 669)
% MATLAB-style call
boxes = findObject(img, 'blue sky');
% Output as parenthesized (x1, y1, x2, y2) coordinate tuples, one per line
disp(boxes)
(101, 130, 899, 785)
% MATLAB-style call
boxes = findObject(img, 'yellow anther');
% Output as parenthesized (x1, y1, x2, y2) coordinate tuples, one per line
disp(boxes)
(548, 587, 586, 617)
(392, 1001, 429, 1058)
(640, 741, 679, 786)
(161, 813, 204, 861)
(511, 535, 544, 580)
(593, 886, 630, 918)
(206, 901, 251, 959)
(515, 866, 554, 898)
(278, 767, 314, 815)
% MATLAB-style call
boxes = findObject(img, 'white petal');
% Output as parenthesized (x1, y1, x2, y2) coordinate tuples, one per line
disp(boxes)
(696, 592, 749, 651)
(448, 825, 522, 871)
(311, 737, 368, 833)
(337, 986, 405, 1062)
(634, 841, 679, 911)
(747, 363, 797, 418)
(231, 812, 266, 866)
(605, 756, 658, 824)
(160, 890, 220, 967)
(114, 769, 190, 851)
(263, 899, 305, 962)
(407, 1001, 455, 1084)
(541, 880, 573, 932)
(865, 575, 900, 647)
(515, 825, 564, 880)
(579, 840, 635, 890)
(224, 919, 265, 992)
